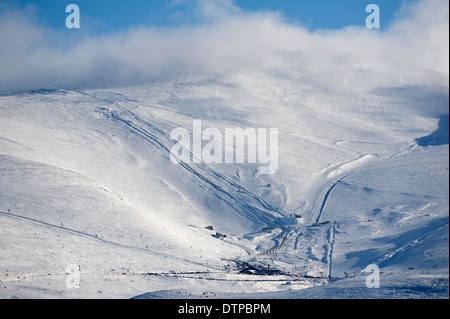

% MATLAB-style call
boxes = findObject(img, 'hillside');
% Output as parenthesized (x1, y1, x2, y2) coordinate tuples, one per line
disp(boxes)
(0, 66, 448, 298)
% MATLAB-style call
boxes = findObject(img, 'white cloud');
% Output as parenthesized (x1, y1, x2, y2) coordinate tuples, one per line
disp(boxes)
(0, 0, 448, 92)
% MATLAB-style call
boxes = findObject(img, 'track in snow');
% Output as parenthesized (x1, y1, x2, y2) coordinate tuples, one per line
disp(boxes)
(80, 90, 285, 227)
(0, 210, 220, 270)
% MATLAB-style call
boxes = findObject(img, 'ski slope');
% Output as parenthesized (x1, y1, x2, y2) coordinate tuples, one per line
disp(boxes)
(0, 61, 448, 298)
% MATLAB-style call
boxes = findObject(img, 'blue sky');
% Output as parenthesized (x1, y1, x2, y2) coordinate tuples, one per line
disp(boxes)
(2, 0, 410, 33)
(1, 0, 447, 92)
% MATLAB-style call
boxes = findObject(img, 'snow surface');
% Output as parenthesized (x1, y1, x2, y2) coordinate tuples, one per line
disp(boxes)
(0, 65, 448, 299)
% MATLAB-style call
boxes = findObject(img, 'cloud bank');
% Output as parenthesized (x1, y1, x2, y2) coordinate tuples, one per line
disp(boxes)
(0, 0, 448, 92)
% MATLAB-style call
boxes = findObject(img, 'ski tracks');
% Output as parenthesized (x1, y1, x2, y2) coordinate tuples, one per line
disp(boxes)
(83, 90, 285, 226)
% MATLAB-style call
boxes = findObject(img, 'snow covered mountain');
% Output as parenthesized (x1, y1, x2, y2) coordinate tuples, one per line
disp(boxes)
(1, 67, 448, 298)
(0, 0, 448, 299)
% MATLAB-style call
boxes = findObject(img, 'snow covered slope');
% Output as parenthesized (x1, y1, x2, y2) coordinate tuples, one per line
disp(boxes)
(0, 65, 448, 298)
(0, 0, 448, 299)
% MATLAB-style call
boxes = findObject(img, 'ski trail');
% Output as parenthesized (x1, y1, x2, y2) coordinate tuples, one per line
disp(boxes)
(375, 218, 449, 268)
(113, 99, 283, 217)
(312, 173, 352, 225)
(79, 90, 284, 226)
(255, 229, 289, 257)
(326, 222, 337, 280)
